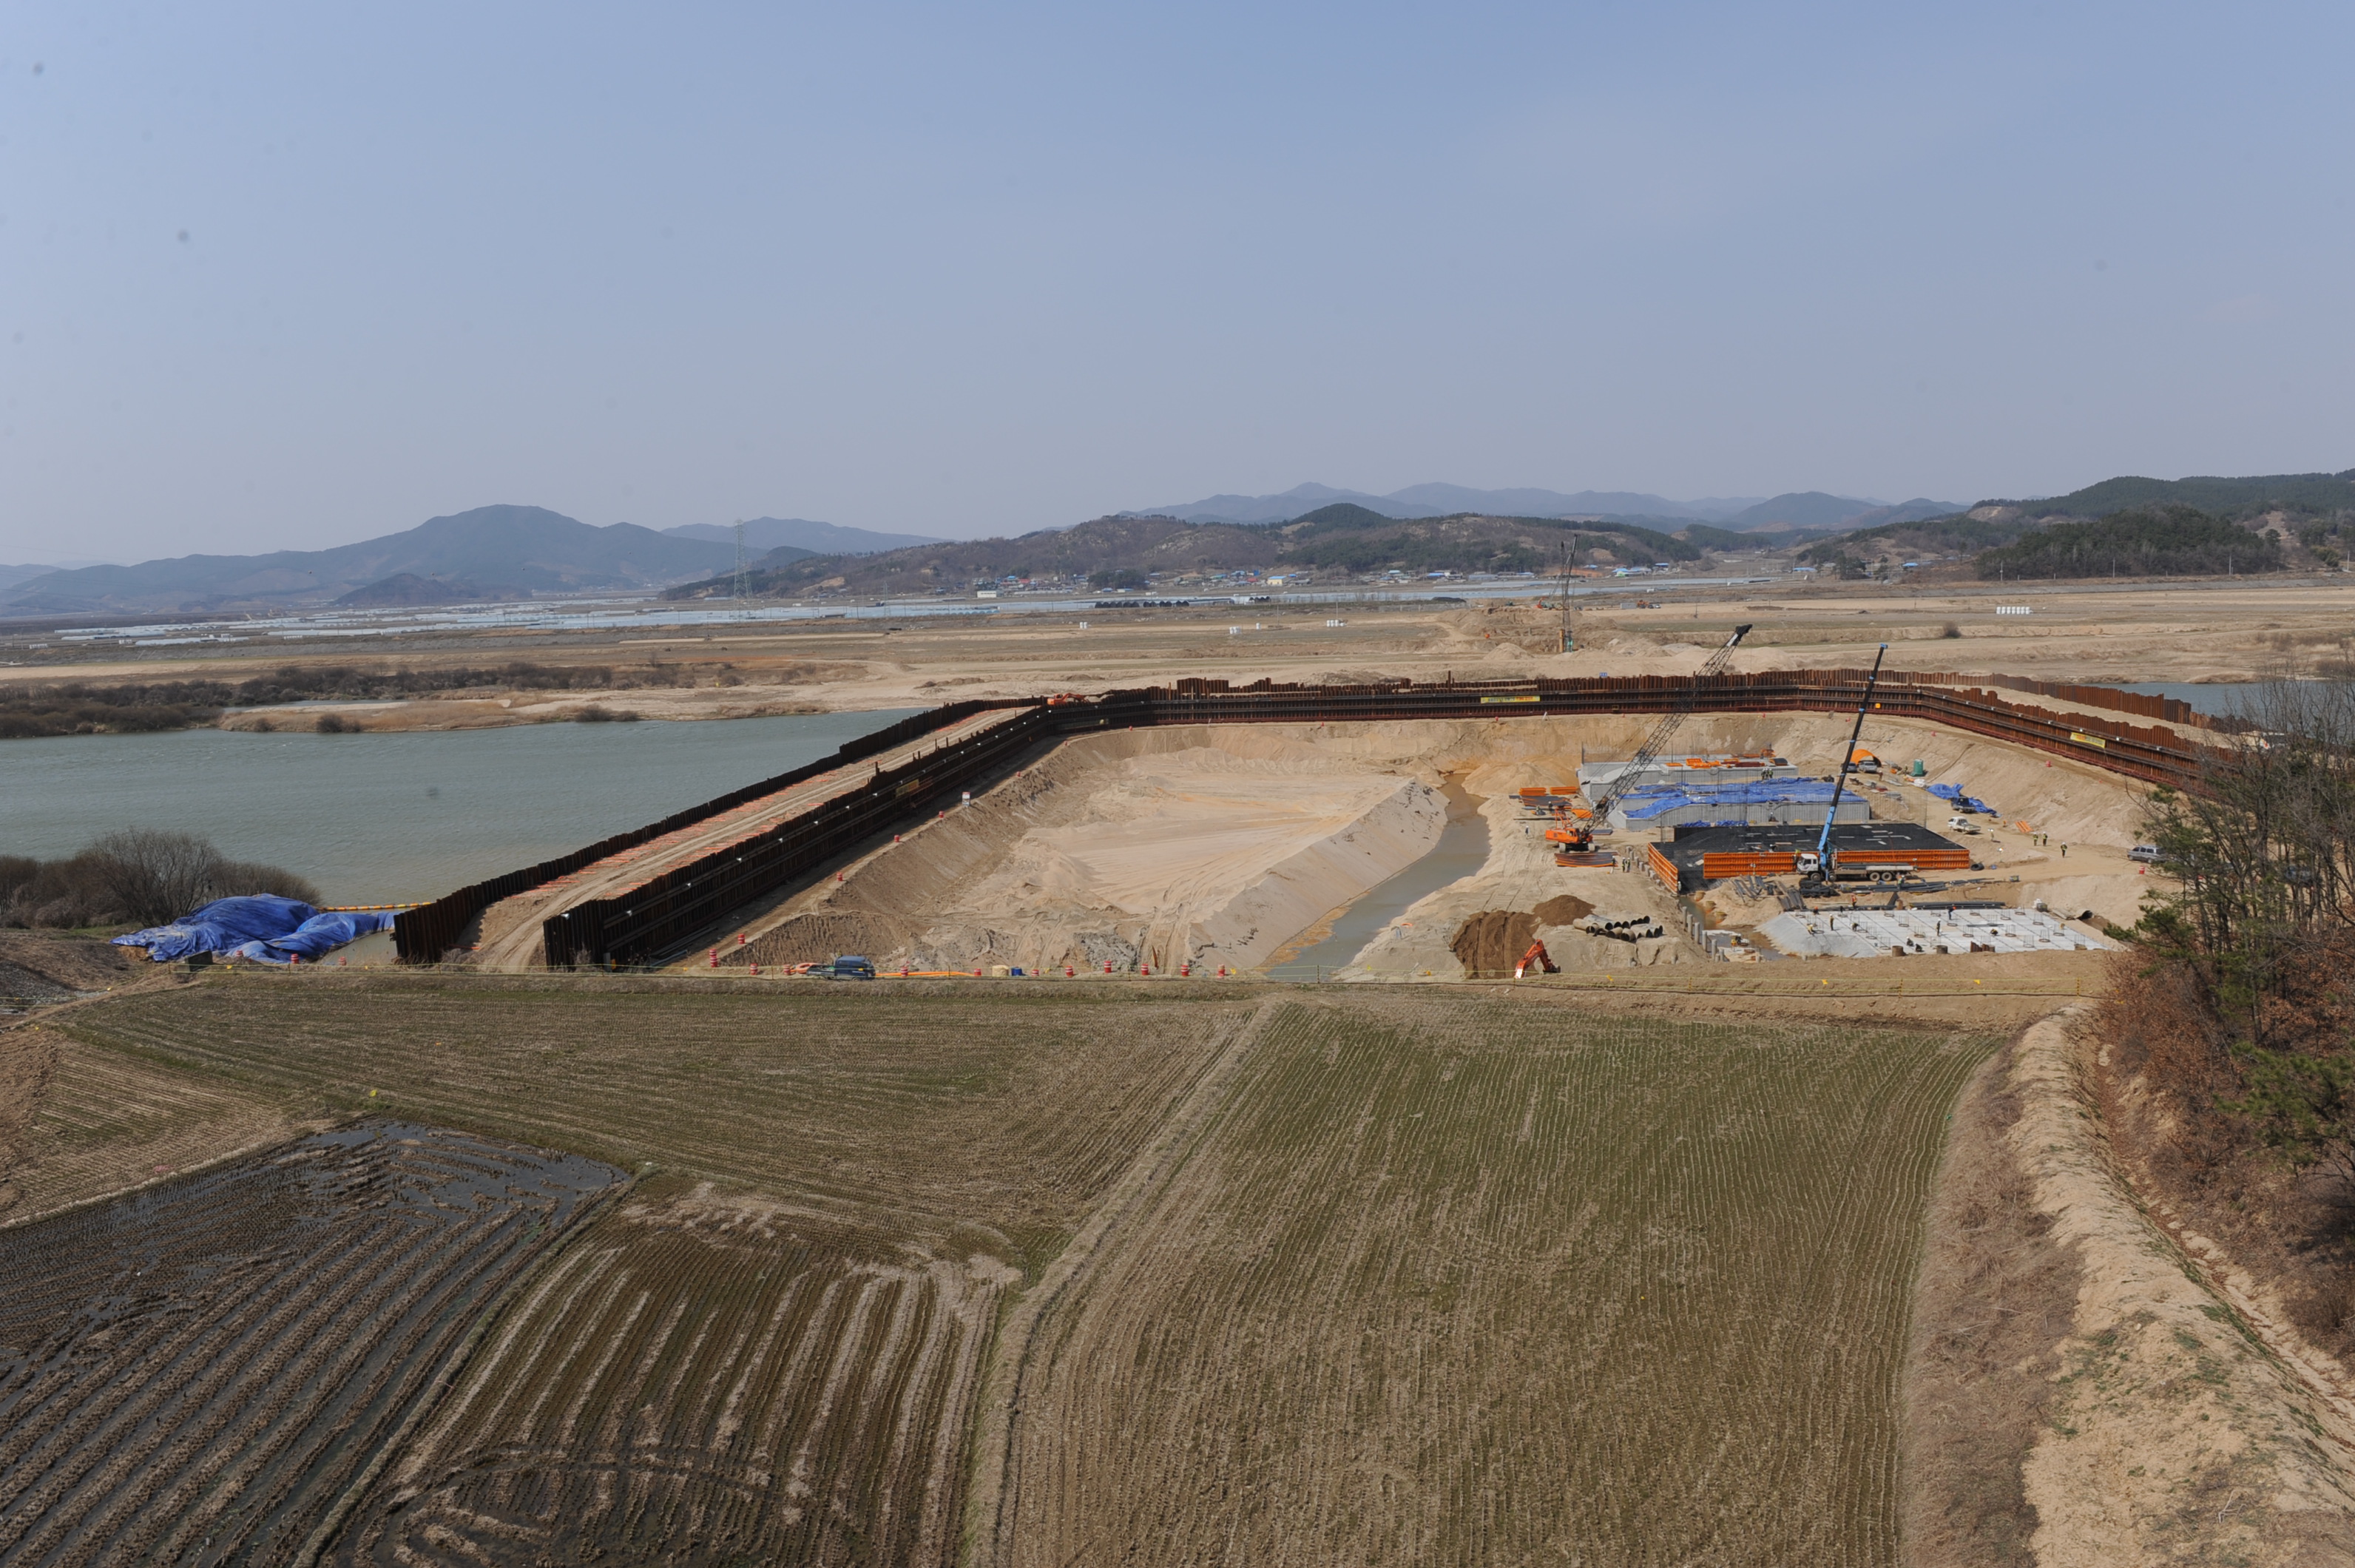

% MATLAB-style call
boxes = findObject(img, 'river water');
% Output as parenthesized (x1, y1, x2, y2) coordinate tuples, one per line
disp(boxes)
(1270, 780, 1493, 978)
(3, 710, 916, 905)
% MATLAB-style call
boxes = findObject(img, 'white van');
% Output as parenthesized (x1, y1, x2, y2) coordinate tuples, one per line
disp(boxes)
(2129, 843, 2163, 864)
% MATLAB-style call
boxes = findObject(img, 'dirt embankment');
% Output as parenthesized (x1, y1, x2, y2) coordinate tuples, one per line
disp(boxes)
(1905, 1011, 2355, 1565)
(1903, 1038, 2080, 1566)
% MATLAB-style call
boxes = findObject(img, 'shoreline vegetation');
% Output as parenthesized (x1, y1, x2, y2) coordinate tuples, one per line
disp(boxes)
(0, 663, 645, 739)
(3, 828, 317, 929)
(0, 661, 841, 739)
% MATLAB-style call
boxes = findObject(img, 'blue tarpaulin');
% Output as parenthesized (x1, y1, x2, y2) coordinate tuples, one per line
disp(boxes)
(1926, 782, 1998, 814)
(229, 909, 397, 964)
(1618, 780, 1847, 821)
(114, 894, 322, 962)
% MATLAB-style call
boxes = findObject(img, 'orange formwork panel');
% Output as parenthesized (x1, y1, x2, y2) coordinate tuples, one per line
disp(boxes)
(1645, 842, 1679, 893)
(1700, 851, 1800, 879)
(1844, 847, 1972, 871)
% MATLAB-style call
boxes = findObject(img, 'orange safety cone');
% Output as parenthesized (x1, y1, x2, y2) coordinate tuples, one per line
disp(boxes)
(1141, 965, 1151, 976)
(1180, 962, 1190, 976)
(1066, 965, 1075, 976)
(751, 962, 760, 975)
(973, 967, 982, 977)
(710, 948, 719, 967)
(1104, 962, 1113, 973)
(737, 932, 746, 945)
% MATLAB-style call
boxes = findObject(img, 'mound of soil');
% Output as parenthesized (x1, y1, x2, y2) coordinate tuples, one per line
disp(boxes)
(1533, 894, 1593, 927)
(1451, 911, 1533, 976)
(1452, 897, 1596, 976)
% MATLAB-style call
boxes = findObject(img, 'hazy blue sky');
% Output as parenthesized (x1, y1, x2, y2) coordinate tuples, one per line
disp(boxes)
(4, 1, 2351, 560)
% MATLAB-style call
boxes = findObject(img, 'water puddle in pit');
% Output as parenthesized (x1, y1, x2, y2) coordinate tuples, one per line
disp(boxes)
(1266, 777, 1491, 979)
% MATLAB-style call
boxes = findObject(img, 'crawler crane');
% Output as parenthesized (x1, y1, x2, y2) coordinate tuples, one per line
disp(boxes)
(1549, 624, 1751, 855)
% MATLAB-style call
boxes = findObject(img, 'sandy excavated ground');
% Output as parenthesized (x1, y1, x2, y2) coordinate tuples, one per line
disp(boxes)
(723, 729, 1450, 975)
(711, 710, 2158, 984)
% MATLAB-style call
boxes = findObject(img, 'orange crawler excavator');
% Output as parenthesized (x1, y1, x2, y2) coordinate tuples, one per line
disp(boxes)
(1513, 939, 1558, 979)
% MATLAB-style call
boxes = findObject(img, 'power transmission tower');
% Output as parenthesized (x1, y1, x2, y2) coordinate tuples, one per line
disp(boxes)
(733, 519, 750, 603)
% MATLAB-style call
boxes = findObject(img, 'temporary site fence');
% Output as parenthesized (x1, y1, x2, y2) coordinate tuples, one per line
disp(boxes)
(537, 703, 1060, 968)
(399, 667, 2220, 970)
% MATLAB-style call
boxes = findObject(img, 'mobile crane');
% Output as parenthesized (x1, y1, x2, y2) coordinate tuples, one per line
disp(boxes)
(1794, 643, 1889, 888)
(1550, 624, 1751, 855)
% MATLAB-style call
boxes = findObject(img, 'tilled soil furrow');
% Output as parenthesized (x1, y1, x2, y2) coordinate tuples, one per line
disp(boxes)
(0, 1123, 617, 1568)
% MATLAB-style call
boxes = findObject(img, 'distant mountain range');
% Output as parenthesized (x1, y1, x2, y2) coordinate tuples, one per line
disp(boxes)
(0, 560, 114, 592)
(1126, 482, 1962, 530)
(660, 517, 942, 555)
(1, 506, 745, 615)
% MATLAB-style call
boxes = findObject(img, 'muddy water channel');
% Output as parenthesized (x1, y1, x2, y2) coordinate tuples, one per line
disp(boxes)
(3, 709, 916, 905)
(1271, 777, 1490, 977)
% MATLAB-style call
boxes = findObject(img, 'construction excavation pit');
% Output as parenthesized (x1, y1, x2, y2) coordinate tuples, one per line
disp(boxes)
(688, 706, 2152, 980)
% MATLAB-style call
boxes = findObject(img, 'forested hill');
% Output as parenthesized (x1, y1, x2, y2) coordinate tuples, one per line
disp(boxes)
(1974, 506, 2288, 579)
(1801, 467, 2355, 575)
(2013, 470, 2355, 519)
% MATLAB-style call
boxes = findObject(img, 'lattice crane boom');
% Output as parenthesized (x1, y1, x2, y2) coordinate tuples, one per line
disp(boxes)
(1577, 623, 1753, 835)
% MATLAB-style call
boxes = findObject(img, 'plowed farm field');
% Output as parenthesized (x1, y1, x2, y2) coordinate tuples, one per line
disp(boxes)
(987, 996, 1996, 1568)
(54, 976, 1243, 1276)
(0, 1122, 618, 1567)
(331, 1177, 1007, 1567)
(18, 973, 1998, 1565)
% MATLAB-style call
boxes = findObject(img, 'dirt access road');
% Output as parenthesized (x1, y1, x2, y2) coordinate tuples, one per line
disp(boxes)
(469, 706, 1021, 970)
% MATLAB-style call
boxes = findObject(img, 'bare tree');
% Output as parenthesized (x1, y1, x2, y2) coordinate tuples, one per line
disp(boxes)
(88, 829, 226, 926)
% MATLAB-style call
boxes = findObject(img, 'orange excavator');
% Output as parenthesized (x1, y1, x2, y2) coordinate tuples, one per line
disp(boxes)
(1514, 939, 1558, 979)
(1549, 624, 1752, 856)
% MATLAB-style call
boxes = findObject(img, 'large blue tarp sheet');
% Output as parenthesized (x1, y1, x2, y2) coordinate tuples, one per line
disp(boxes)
(1618, 780, 1847, 821)
(231, 910, 397, 965)
(1927, 781, 1998, 814)
(115, 895, 320, 962)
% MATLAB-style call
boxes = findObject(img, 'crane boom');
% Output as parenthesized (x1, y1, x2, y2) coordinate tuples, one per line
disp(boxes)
(1805, 643, 1890, 879)
(1582, 624, 1753, 828)
(1558, 624, 1750, 852)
